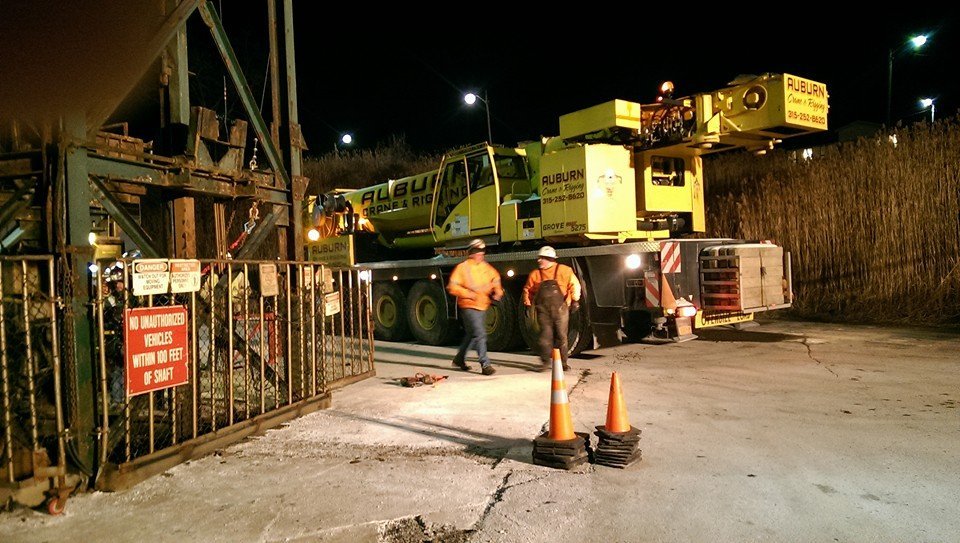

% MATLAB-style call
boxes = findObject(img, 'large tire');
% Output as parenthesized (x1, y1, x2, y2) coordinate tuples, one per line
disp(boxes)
(568, 303, 593, 355)
(485, 288, 522, 352)
(407, 280, 458, 345)
(518, 297, 592, 357)
(372, 282, 411, 341)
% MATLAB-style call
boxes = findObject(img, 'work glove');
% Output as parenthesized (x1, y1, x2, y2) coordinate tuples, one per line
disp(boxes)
(570, 301, 580, 313)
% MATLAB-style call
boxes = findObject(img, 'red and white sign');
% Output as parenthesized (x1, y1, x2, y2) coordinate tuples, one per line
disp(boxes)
(169, 259, 201, 293)
(644, 271, 660, 308)
(660, 242, 681, 274)
(124, 306, 189, 396)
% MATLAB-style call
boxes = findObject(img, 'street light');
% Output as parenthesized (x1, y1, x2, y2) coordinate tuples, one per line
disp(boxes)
(919, 98, 936, 122)
(335, 133, 354, 152)
(887, 33, 929, 124)
(464, 91, 493, 144)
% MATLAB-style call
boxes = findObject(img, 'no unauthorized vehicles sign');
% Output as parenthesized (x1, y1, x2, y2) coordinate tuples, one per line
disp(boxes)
(124, 306, 189, 396)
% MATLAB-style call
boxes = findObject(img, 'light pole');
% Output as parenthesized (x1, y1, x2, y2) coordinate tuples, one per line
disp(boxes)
(887, 34, 929, 125)
(919, 98, 935, 123)
(464, 91, 492, 144)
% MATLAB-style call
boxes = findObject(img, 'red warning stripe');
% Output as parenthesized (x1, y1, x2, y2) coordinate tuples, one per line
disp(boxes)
(644, 271, 660, 308)
(661, 242, 681, 274)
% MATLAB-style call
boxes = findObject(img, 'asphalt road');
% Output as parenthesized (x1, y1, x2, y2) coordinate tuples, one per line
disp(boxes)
(1, 321, 958, 542)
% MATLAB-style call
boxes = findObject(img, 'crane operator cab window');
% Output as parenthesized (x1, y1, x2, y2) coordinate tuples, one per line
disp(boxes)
(434, 158, 468, 227)
(651, 156, 685, 187)
(467, 153, 494, 191)
(493, 153, 530, 200)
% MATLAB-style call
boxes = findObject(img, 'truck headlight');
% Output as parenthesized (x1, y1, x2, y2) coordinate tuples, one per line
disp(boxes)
(307, 228, 321, 241)
(625, 254, 641, 270)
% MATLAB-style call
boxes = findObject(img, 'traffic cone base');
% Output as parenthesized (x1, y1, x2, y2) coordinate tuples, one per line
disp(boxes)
(533, 431, 591, 470)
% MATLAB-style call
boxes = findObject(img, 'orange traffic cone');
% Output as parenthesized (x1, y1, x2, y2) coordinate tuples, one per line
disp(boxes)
(660, 273, 677, 311)
(548, 348, 576, 441)
(604, 372, 631, 433)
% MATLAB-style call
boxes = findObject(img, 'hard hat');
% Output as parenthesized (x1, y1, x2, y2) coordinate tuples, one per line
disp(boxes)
(537, 246, 557, 259)
(467, 239, 486, 253)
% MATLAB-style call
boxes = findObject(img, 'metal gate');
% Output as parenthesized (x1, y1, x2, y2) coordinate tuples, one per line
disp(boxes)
(91, 259, 372, 489)
(0, 256, 69, 510)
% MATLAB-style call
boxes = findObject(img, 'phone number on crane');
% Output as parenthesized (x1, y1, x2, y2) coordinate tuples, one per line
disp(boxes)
(542, 192, 585, 204)
(788, 110, 826, 125)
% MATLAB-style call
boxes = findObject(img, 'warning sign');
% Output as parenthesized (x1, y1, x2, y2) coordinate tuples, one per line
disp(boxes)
(132, 259, 170, 296)
(324, 292, 341, 316)
(169, 259, 201, 293)
(259, 263, 279, 297)
(124, 306, 189, 396)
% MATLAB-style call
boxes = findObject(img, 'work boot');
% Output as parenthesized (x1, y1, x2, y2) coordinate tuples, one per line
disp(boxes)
(452, 358, 470, 371)
(539, 361, 551, 372)
(563, 363, 571, 372)
(481, 365, 496, 376)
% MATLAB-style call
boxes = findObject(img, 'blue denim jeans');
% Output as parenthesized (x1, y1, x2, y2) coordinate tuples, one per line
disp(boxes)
(455, 308, 489, 367)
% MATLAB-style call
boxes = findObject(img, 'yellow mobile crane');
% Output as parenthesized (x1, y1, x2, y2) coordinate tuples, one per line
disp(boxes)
(307, 73, 828, 353)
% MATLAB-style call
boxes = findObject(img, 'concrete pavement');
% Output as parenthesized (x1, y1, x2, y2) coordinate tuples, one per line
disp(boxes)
(1, 320, 958, 542)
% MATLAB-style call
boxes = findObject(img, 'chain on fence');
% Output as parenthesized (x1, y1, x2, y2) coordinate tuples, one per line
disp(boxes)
(93, 260, 373, 466)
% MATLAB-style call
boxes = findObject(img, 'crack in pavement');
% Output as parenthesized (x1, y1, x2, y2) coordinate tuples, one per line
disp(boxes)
(568, 369, 592, 397)
(801, 338, 838, 377)
(475, 470, 514, 530)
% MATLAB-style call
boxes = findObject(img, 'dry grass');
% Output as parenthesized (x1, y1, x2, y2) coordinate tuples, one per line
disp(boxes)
(704, 118, 960, 326)
(303, 136, 440, 195)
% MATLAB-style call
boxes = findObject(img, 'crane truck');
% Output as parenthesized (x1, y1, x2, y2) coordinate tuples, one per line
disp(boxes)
(306, 73, 828, 355)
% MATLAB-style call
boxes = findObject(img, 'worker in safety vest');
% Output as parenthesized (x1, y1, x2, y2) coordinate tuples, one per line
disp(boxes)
(447, 239, 503, 375)
(522, 246, 581, 372)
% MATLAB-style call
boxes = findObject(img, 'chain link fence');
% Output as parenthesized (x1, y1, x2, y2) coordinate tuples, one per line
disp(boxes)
(93, 260, 373, 466)
(0, 256, 66, 487)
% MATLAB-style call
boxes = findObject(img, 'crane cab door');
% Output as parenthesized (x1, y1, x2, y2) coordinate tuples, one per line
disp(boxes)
(432, 149, 499, 244)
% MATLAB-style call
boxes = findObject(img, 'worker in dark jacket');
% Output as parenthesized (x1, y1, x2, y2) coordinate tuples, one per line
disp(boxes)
(521, 246, 581, 372)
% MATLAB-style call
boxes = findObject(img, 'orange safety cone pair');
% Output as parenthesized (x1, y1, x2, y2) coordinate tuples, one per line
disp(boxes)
(544, 348, 631, 438)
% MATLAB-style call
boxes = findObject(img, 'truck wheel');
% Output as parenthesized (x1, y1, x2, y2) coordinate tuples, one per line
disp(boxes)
(568, 304, 593, 356)
(372, 282, 411, 341)
(486, 289, 522, 351)
(518, 303, 592, 357)
(518, 304, 540, 355)
(407, 280, 457, 345)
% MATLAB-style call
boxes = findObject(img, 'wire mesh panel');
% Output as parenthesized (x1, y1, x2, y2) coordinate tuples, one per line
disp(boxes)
(0, 256, 65, 486)
(92, 259, 373, 466)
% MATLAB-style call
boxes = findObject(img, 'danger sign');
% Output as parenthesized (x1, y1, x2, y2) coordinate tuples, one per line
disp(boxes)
(124, 306, 189, 396)
(132, 259, 170, 296)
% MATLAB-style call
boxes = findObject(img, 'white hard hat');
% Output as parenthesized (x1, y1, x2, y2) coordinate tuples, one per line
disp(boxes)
(537, 246, 557, 259)
(468, 239, 486, 253)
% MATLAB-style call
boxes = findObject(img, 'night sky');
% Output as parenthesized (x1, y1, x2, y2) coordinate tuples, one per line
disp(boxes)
(273, 10, 959, 153)
(3, 4, 958, 155)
